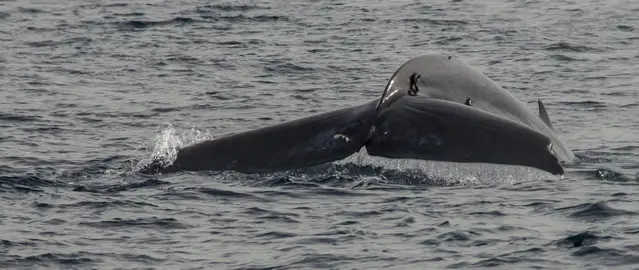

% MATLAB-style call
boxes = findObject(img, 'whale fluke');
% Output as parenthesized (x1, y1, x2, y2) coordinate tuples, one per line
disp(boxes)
(143, 53, 576, 176)
(366, 97, 563, 175)
(537, 99, 554, 130)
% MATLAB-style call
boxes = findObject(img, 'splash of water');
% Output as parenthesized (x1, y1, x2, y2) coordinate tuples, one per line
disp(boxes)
(133, 123, 215, 172)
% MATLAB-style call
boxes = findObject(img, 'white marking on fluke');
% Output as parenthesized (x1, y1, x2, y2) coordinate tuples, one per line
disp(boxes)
(333, 134, 351, 142)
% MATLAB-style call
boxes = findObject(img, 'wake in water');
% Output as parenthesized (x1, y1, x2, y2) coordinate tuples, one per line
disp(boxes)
(133, 125, 561, 187)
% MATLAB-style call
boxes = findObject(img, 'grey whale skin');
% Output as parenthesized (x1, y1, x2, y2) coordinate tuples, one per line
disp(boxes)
(151, 54, 576, 175)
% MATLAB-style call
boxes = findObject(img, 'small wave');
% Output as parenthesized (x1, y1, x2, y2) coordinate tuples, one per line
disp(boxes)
(307, 48, 330, 54)
(617, 25, 634, 32)
(17, 7, 44, 13)
(500, 181, 552, 192)
(272, 253, 365, 269)
(469, 257, 523, 268)
(572, 246, 621, 256)
(543, 42, 600, 53)
(199, 4, 269, 12)
(120, 17, 196, 29)
(293, 237, 340, 245)
(79, 217, 190, 229)
(102, 3, 128, 7)
(557, 201, 637, 219)
(468, 210, 506, 217)
(420, 231, 476, 246)
(0, 112, 41, 122)
(72, 179, 169, 194)
(624, 227, 639, 235)
(0, 239, 38, 253)
(244, 207, 301, 223)
(559, 101, 606, 108)
(166, 55, 201, 64)
(197, 187, 264, 199)
(245, 206, 300, 217)
(151, 107, 183, 113)
(620, 103, 638, 108)
(1, 251, 165, 269)
(24, 37, 92, 48)
(222, 14, 288, 23)
(32, 199, 158, 210)
(214, 40, 247, 48)
(335, 210, 383, 219)
(555, 231, 605, 248)
(611, 146, 639, 151)
(584, 76, 607, 81)
(113, 12, 145, 17)
(0, 175, 64, 193)
(570, 246, 639, 266)
(401, 18, 468, 25)
(432, 36, 463, 45)
(151, 186, 273, 202)
(549, 54, 586, 61)
(254, 189, 302, 199)
(1, 253, 99, 269)
(197, 14, 288, 23)
(264, 62, 316, 74)
(256, 231, 297, 239)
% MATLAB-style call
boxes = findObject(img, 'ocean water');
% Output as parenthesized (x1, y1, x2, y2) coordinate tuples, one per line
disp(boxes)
(2, 0, 639, 269)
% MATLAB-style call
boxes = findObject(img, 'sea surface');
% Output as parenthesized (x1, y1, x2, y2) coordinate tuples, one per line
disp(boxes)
(2, 0, 639, 269)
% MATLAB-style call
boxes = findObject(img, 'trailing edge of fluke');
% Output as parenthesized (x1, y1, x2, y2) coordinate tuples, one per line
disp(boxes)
(141, 54, 577, 176)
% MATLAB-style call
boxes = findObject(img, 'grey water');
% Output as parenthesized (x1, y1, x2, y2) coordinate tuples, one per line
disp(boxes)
(1, 0, 639, 269)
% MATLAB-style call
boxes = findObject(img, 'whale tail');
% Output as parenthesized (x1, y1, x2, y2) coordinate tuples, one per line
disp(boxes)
(139, 53, 574, 176)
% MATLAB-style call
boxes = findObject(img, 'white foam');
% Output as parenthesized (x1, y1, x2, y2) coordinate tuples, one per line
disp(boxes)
(335, 148, 560, 186)
(133, 124, 215, 171)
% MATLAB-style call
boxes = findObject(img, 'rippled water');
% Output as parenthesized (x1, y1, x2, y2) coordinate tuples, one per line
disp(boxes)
(2, 0, 639, 269)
